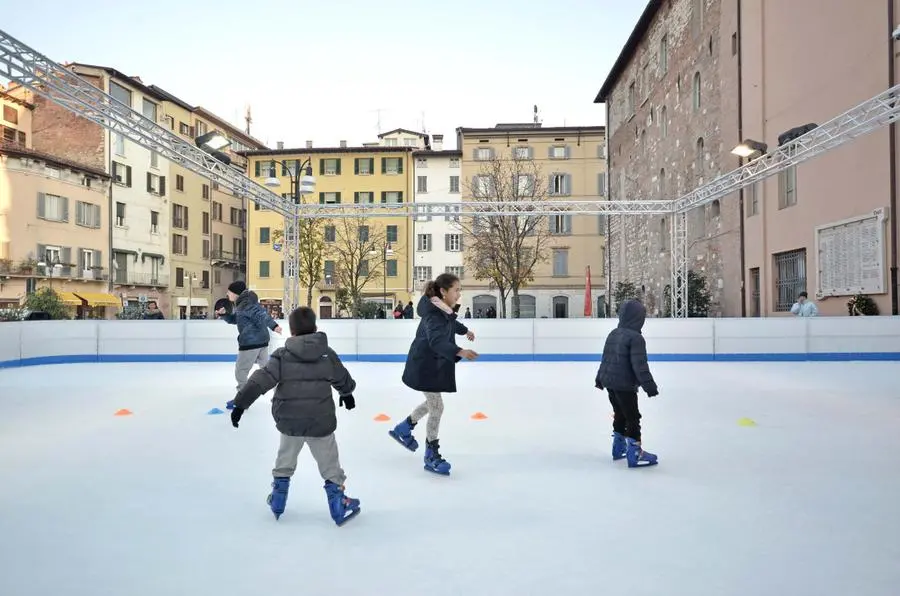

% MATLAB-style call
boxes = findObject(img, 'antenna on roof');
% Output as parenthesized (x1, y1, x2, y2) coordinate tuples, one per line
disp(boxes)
(245, 105, 252, 135)
(534, 104, 540, 125)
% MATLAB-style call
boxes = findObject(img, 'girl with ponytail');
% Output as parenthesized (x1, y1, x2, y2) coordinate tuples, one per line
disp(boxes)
(389, 273, 478, 475)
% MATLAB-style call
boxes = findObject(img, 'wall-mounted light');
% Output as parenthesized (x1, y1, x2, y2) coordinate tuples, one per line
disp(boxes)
(731, 139, 768, 158)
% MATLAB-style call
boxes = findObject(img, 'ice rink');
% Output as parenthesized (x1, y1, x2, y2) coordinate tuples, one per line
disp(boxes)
(1, 359, 899, 596)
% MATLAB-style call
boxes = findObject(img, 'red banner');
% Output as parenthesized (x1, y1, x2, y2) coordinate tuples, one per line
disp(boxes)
(584, 265, 592, 317)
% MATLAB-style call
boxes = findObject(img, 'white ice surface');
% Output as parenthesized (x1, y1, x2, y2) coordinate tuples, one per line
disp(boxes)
(1, 360, 899, 596)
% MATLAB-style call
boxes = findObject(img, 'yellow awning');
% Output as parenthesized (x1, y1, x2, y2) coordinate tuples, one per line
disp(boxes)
(74, 292, 121, 307)
(56, 291, 83, 307)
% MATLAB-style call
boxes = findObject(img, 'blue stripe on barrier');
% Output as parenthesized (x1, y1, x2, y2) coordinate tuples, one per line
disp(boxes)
(3, 352, 900, 369)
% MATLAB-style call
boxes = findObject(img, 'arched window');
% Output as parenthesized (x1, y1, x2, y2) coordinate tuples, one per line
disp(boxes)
(693, 72, 701, 111)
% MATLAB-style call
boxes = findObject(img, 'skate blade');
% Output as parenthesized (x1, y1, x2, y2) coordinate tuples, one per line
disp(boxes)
(336, 508, 361, 526)
(627, 460, 659, 468)
(388, 430, 417, 452)
(424, 465, 451, 476)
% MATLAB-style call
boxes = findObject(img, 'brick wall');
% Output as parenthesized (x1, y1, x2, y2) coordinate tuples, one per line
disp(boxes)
(29, 74, 106, 171)
(604, 0, 743, 316)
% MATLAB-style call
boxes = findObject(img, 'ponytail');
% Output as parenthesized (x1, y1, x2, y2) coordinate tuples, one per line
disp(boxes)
(423, 280, 437, 297)
(423, 273, 460, 300)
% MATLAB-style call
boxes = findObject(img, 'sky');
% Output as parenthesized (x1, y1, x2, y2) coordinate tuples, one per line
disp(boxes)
(0, 0, 646, 150)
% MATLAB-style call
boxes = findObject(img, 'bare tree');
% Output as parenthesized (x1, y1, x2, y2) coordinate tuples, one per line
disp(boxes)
(328, 210, 389, 317)
(455, 152, 554, 318)
(272, 210, 328, 307)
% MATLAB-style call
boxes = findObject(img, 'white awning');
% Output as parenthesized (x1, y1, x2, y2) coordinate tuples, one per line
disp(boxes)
(176, 297, 210, 307)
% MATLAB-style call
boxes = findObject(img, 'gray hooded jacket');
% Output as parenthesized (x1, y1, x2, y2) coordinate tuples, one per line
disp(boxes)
(233, 332, 356, 437)
(595, 299, 658, 395)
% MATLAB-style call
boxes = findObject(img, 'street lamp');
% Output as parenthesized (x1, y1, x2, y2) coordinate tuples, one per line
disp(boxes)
(263, 159, 315, 201)
(731, 139, 768, 158)
(370, 242, 393, 315)
(195, 131, 232, 165)
(36, 252, 62, 290)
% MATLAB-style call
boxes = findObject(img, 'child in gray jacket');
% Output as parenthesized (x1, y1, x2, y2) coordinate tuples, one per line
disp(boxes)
(217, 280, 282, 392)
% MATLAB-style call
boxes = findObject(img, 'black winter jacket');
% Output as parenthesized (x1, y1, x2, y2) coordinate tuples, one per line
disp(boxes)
(232, 332, 356, 437)
(595, 299, 658, 396)
(402, 296, 469, 393)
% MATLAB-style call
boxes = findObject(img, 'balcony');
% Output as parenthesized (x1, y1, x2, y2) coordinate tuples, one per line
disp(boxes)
(211, 249, 245, 267)
(113, 271, 170, 287)
(317, 277, 336, 290)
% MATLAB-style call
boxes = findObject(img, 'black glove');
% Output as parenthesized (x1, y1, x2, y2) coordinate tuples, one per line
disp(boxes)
(595, 381, 604, 390)
(646, 387, 659, 398)
(231, 406, 245, 428)
(339, 394, 355, 410)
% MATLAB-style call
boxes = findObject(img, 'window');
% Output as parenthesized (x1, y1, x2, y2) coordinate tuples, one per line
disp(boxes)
(172, 234, 188, 255)
(150, 151, 159, 170)
(416, 157, 428, 168)
(3, 105, 17, 124)
(319, 192, 341, 204)
(659, 218, 669, 251)
(259, 227, 270, 244)
(112, 161, 131, 186)
(324, 226, 336, 242)
(109, 81, 131, 107)
(660, 106, 668, 138)
(386, 225, 398, 243)
(732, 32, 738, 56)
(202, 211, 210, 235)
(749, 267, 761, 317)
(203, 239, 210, 259)
(259, 261, 271, 278)
(472, 175, 492, 197)
(641, 63, 650, 101)
(320, 158, 341, 176)
(386, 260, 398, 277)
(417, 176, 428, 193)
(142, 99, 158, 122)
(355, 158, 374, 175)
(598, 172, 607, 196)
(176, 267, 185, 288)
(114, 133, 125, 156)
(150, 211, 159, 233)
(382, 157, 403, 174)
(384, 138, 398, 146)
(323, 260, 335, 282)
(79, 248, 99, 274)
(449, 158, 460, 168)
(202, 184, 210, 200)
(201, 270, 210, 289)
(696, 138, 705, 178)
(449, 176, 460, 193)
(514, 146, 532, 160)
(230, 207, 243, 226)
(773, 249, 806, 312)
(354, 191, 374, 204)
(179, 122, 194, 137)
(659, 168, 666, 198)
(779, 147, 798, 209)
(175, 174, 184, 191)
(445, 234, 461, 251)
(659, 35, 668, 75)
(693, 72, 702, 111)
(358, 226, 369, 242)
(36, 193, 68, 223)
(552, 296, 569, 318)
(212, 202, 222, 221)
(75, 201, 101, 228)
(414, 266, 432, 282)
(417, 234, 432, 251)
(550, 173, 571, 196)
(445, 266, 464, 279)
(359, 260, 369, 277)
(473, 147, 493, 161)
(255, 160, 276, 178)
(549, 145, 569, 159)
(550, 215, 572, 235)
(628, 81, 636, 114)
(746, 183, 759, 217)
(381, 191, 403, 204)
(552, 249, 569, 276)
(146, 172, 166, 196)
(515, 174, 534, 197)
(172, 204, 189, 229)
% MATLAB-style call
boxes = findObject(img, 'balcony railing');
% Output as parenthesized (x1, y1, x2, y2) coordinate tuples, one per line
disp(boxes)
(113, 271, 170, 287)
(211, 250, 245, 263)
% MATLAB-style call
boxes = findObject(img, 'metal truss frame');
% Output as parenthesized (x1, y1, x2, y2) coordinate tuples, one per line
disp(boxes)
(2, 26, 899, 318)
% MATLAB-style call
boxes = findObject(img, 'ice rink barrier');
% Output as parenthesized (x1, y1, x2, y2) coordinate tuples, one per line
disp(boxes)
(2, 316, 900, 368)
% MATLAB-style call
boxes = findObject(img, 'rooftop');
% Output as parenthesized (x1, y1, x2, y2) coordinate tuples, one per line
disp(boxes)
(594, 0, 662, 103)
(0, 142, 110, 178)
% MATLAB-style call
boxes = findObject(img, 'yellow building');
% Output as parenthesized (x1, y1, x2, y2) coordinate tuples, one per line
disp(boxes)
(457, 124, 608, 318)
(244, 145, 416, 318)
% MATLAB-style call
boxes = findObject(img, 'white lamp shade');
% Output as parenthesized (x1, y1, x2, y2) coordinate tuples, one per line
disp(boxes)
(264, 177, 281, 188)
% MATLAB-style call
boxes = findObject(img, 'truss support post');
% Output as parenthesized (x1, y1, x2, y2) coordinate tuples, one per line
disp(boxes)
(282, 210, 300, 315)
(670, 211, 688, 318)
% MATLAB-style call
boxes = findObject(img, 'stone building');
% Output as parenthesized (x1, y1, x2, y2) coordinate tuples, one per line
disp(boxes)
(594, 0, 743, 316)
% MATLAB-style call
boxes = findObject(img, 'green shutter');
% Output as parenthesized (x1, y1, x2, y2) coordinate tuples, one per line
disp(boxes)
(336, 159, 341, 175)
(319, 160, 325, 176)
(319, 192, 325, 205)
(397, 157, 403, 174)
(335, 192, 341, 204)
(255, 161, 260, 176)
(381, 158, 386, 174)
(354, 191, 359, 204)
(354, 159, 359, 175)
(381, 191, 387, 204)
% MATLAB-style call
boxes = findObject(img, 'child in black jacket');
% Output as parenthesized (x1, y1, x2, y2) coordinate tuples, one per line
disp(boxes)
(595, 299, 659, 468)
(229, 306, 361, 525)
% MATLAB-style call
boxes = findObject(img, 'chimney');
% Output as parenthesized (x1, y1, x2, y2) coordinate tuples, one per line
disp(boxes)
(340, 140, 347, 148)
(433, 134, 444, 151)
(305, 140, 313, 149)
(276, 141, 284, 150)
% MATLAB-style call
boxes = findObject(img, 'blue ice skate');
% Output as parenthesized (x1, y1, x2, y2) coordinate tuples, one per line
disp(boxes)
(612, 432, 627, 461)
(267, 477, 290, 519)
(423, 439, 451, 475)
(226, 399, 235, 410)
(324, 480, 361, 526)
(389, 416, 419, 452)
(625, 437, 658, 468)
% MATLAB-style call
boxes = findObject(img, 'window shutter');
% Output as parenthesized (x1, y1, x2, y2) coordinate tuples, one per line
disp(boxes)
(565, 146, 571, 158)
(459, 235, 464, 251)
(397, 158, 403, 174)
(76, 201, 84, 225)
(319, 192, 325, 205)
(381, 191, 387, 204)
(397, 191, 403, 203)
(444, 234, 450, 251)
(548, 146, 555, 158)
(184, 206, 189, 229)
(381, 158, 386, 174)
(159, 176, 166, 196)
(146, 172, 152, 192)
(255, 161, 260, 176)
(61, 247, 72, 276)
(427, 234, 432, 250)
(318, 160, 324, 176)
(565, 174, 572, 195)
(93, 204, 101, 228)
(354, 191, 359, 204)
(62, 197, 69, 222)
(37, 192, 45, 218)
(336, 159, 341, 175)
(37, 244, 46, 263)
(335, 192, 341, 204)
(74, 247, 82, 271)
(94, 249, 102, 269)
(548, 175, 555, 195)
(126, 165, 132, 187)
(354, 159, 359, 175)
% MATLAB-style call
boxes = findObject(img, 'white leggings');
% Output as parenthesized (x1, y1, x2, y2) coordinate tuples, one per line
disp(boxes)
(409, 392, 444, 442)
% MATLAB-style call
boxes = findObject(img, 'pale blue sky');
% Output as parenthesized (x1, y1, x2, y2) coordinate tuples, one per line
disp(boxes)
(2, 0, 646, 149)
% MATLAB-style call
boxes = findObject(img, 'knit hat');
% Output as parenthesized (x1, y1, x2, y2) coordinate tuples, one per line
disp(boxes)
(228, 280, 247, 295)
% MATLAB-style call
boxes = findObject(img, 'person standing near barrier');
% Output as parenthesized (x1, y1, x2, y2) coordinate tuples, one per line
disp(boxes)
(790, 292, 819, 317)
(389, 273, 478, 475)
(595, 299, 659, 468)
(216, 280, 282, 395)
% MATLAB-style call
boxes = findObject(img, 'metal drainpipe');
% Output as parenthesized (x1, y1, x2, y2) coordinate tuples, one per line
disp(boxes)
(737, 0, 747, 317)
(888, 0, 899, 315)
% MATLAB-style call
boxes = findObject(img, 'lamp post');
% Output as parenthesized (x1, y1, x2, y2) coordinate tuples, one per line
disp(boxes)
(36, 252, 62, 290)
(264, 158, 316, 315)
(370, 242, 393, 316)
